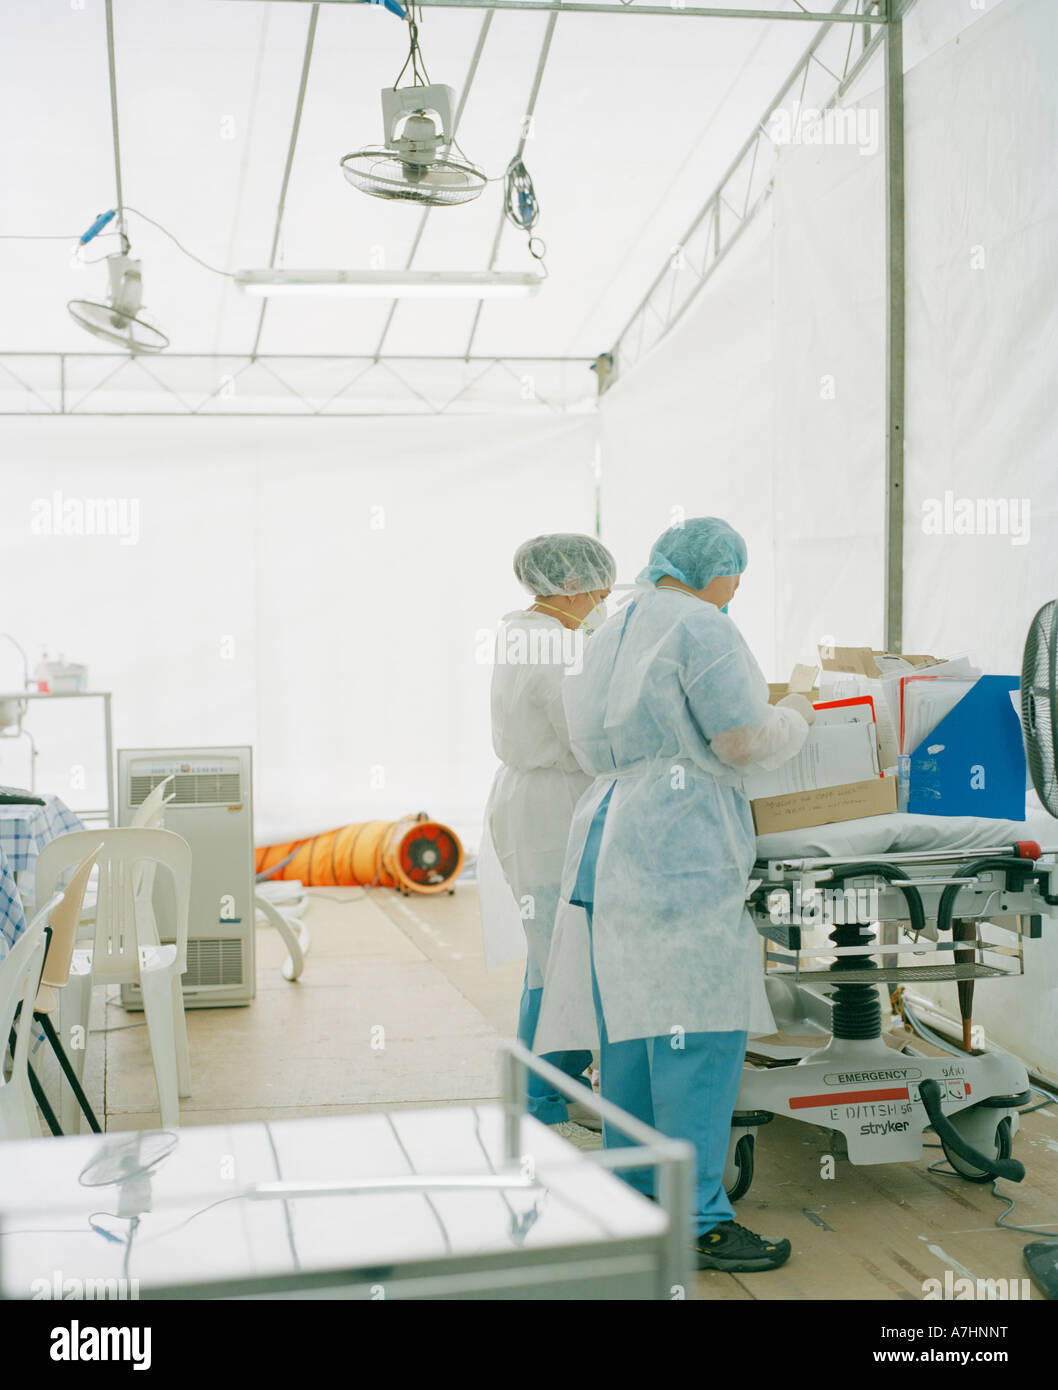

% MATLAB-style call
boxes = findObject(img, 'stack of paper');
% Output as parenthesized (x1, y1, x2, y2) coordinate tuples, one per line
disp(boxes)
(743, 718, 880, 801)
(817, 647, 980, 770)
(900, 677, 978, 756)
(812, 696, 877, 728)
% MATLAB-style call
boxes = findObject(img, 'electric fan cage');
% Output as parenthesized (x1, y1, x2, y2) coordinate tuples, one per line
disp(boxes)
(67, 297, 170, 354)
(1021, 598, 1058, 816)
(340, 148, 486, 206)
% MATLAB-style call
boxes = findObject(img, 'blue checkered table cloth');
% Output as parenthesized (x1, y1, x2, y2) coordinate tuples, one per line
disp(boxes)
(0, 798, 84, 1054)
(0, 796, 86, 878)
(0, 844, 27, 959)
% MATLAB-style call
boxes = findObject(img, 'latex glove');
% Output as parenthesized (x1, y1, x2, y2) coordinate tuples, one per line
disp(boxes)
(777, 692, 816, 725)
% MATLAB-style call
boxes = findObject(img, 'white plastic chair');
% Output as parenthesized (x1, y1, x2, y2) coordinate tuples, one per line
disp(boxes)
(129, 775, 176, 830)
(254, 879, 312, 982)
(129, 775, 175, 947)
(0, 893, 61, 1141)
(30, 844, 104, 1134)
(76, 776, 175, 939)
(35, 828, 192, 1133)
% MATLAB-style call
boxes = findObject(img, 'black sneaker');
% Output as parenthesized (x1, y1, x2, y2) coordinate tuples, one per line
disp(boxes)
(694, 1221, 791, 1272)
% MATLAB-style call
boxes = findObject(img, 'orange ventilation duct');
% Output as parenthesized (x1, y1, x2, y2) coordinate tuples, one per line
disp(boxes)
(255, 813, 464, 896)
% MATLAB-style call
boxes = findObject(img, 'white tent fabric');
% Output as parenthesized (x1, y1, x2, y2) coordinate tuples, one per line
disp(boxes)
(599, 0, 1057, 685)
(1, 0, 1055, 853)
(0, 0, 812, 362)
(0, 414, 598, 844)
(597, 215, 779, 675)
(597, 96, 886, 683)
(901, 0, 1058, 672)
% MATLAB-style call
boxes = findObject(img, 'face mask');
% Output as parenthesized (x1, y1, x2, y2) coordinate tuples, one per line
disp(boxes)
(581, 595, 608, 631)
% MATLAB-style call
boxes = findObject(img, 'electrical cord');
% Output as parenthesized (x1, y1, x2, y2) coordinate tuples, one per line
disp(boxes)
(1, 208, 233, 278)
(393, 9, 431, 89)
(989, 1183, 1058, 1238)
(903, 1001, 1058, 1234)
(121, 206, 235, 279)
(922, 1157, 1058, 1236)
(0, 231, 118, 241)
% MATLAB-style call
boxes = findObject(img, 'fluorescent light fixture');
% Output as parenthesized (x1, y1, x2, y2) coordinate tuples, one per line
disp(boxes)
(234, 270, 543, 299)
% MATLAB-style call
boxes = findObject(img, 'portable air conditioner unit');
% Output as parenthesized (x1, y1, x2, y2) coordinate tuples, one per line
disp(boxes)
(117, 746, 255, 1009)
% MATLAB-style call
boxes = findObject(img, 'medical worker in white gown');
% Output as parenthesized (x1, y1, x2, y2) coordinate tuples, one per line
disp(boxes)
(480, 533, 615, 1142)
(535, 517, 814, 1271)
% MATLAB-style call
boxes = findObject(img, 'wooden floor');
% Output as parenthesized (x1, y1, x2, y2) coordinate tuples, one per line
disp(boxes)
(62, 883, 1058, 1301)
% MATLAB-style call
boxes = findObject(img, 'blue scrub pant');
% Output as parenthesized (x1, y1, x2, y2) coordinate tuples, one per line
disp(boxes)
(518, 970, 593, 1124)
(574, 786, 746, 1236)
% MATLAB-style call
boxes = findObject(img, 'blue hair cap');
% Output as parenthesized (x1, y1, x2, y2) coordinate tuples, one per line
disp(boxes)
(637, 517, 748, 590)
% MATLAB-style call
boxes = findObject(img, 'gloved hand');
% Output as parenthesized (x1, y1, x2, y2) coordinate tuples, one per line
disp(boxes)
(777, 692, 816, 726)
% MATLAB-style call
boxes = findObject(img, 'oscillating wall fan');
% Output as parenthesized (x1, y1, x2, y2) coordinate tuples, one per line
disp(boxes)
(340, 18, 485, 206)
(1021, 598, 1058, 817)
(68, 252, 169, 353)
(1020, 603, 1058, 1299)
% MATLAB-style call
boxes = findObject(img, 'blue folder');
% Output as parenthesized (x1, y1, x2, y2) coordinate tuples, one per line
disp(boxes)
(899, 675, 1026, 820)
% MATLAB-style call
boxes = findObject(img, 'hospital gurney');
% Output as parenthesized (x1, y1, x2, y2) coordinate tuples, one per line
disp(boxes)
(723, 799, 1058, 1198)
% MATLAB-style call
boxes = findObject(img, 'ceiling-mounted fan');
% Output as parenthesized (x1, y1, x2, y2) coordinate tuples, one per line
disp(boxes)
(340, 15, 486, 207)
(68, 247, 169, 354)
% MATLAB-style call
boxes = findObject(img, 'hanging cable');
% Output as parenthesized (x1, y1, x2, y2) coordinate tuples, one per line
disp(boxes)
(393, 7, 432, 89)
(1, 208, 233, 279)
(0, 231, 118, 241)
(120, 207, 235, 279)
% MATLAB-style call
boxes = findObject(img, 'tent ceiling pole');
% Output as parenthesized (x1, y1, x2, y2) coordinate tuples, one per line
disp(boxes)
(608, 0, 884, 378)
(416, 0, 874, 15)
(462, 9, 558, 360)
(103, 0, 126, 246)
(883, 1, 904, 653)
(227, 0, 879, 21)
(372, 10, 494, 362)
(251, 2, 320, 360)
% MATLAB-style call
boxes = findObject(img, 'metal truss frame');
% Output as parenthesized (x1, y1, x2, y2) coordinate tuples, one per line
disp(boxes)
(0, 353, 597, 417)
(245, 1, 882, 21)
(8, 0, 912, 650)
(608, 0, 887, 378)
(602, 0, 911, 650)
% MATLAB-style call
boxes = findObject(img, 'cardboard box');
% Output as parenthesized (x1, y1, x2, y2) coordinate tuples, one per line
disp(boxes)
(767, 663, 819, 706)
(816, 648, 949, 769)
(768, 683, 820, 705)
(819, 647, 941, 679)
(750, 775, 897, 835)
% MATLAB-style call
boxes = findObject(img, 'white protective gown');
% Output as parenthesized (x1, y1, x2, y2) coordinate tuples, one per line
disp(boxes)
(478, 610, 593, 988)
(535, 586, 809, 1049)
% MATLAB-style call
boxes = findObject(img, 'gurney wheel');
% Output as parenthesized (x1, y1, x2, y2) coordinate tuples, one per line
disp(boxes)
(942, 1115, 1012, 1183)
(724, 1134, 755, 1202)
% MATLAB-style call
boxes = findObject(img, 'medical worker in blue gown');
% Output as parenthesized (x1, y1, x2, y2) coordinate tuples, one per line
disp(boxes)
(534, 517, 815, 1271)
(479, 533, 616, 1146)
